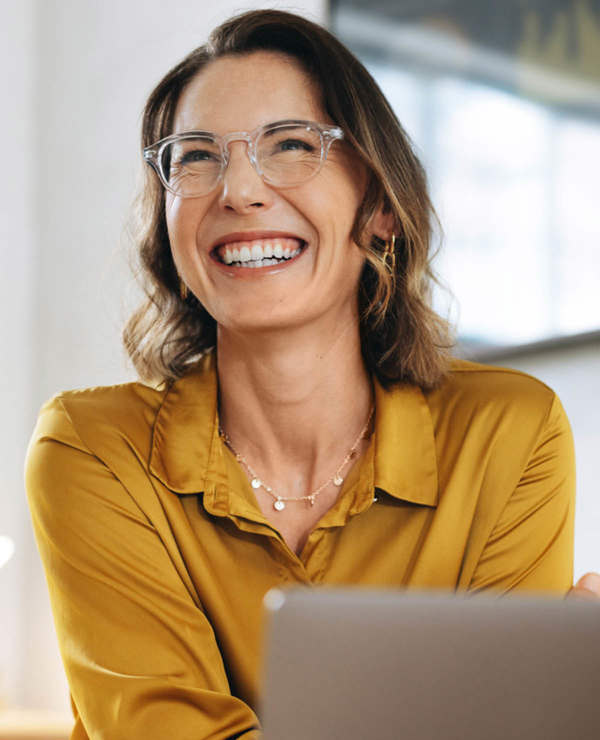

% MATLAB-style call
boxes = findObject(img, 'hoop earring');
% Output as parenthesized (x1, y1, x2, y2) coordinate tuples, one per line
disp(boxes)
(383, 234, 396, 272)
(179, 279, 189, 301)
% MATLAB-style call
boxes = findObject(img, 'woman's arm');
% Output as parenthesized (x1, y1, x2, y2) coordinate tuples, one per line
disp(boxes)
(467, 393, 575, 594)
(25, 399, 261, 740)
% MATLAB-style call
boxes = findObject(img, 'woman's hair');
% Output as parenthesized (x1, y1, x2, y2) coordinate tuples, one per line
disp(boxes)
(123, 9, 453, 390)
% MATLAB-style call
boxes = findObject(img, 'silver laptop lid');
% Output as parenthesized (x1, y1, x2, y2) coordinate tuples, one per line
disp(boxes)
(260, 588, 600, 740)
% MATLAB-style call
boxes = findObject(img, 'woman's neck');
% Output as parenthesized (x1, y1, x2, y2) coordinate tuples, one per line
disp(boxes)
(216, 315, 373, 493)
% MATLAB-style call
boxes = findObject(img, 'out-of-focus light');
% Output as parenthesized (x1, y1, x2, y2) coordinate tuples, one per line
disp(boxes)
(0, 536, 15, 568)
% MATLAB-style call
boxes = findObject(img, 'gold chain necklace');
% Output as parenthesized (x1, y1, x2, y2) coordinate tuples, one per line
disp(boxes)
(219, 406, 374, 511)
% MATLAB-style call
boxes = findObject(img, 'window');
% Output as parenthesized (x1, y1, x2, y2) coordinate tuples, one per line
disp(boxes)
(333, 0, 600, 349)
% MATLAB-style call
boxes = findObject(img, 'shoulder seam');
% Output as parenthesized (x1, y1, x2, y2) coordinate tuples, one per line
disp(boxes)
(449, 362, 555, 394)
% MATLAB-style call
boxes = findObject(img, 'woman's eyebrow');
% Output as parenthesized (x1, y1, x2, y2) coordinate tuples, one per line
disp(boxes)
(173, 128, 218, 138)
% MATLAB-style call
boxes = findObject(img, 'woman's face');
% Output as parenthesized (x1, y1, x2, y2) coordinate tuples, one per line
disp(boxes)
(166, 51, 372, 335)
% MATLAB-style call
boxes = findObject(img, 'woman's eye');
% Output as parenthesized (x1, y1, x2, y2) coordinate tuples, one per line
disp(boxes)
(179, 149, 219, 164)
(277, 138, 314, 152)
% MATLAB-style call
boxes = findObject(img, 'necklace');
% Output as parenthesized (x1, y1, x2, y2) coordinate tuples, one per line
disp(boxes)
(219, 405, 374, 511)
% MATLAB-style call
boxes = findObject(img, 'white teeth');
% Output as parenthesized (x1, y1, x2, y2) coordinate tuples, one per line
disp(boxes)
(239, 258, 283, 268)
(218, 238, 304, 267)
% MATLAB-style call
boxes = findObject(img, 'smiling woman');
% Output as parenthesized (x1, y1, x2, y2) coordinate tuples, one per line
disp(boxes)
(24, 8, 583, 740)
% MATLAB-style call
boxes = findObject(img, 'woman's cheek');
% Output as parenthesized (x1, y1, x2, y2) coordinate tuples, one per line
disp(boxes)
(165, 197, 200, 267)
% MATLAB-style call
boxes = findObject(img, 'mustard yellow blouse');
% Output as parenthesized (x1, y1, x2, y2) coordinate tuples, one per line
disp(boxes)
(25, 355, 575, 740)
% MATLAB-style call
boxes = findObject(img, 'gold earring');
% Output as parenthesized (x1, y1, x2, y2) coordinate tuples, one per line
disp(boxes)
(179, 279, 188, 301)
(383, 234, 396, 272)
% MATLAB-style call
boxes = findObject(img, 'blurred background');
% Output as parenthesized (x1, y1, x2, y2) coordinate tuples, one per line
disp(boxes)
(1, 0, 598, 729)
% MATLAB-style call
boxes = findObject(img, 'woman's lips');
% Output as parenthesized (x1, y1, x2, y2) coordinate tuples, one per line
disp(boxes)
(211, 237, 306, 269)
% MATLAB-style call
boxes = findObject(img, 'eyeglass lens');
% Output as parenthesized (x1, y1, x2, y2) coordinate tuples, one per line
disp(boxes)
(161, 124, 324, 196)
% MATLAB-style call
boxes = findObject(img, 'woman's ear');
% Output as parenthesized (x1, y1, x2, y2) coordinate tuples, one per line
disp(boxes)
(371, 205, 396, 242)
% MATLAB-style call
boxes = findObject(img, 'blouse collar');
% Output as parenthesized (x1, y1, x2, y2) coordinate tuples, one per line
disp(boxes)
(149, 352, 438, 507)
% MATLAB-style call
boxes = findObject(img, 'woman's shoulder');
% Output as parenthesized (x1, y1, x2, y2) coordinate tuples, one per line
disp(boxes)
(428, 357, 566, 429)
(419, 358, 573, 482)
(442, 357, 557, 400)
(24, 381, 171, 520)
(30, 353, 217, 463)
(34, 379, 168, 448)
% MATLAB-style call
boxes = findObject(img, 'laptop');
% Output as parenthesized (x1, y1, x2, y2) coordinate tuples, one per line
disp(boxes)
(260, 587, 600, 740)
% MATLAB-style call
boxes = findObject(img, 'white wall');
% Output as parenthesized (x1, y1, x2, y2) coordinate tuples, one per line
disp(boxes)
(2, 0, 326, 713)
(0, 0, 36, 712)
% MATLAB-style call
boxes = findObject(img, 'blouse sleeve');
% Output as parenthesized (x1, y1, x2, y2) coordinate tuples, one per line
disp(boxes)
(468, 393, 576, 595)
(25, 398, 262, 740)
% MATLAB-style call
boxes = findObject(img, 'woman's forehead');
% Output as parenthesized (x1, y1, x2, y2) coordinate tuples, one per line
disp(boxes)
(172, 50, 327, 134)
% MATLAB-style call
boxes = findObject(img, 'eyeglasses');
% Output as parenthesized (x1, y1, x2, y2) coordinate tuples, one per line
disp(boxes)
(143, 119, 344, 198)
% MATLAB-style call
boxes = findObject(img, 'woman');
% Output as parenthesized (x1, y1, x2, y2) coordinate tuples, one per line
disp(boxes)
(25, 9, 596, 740)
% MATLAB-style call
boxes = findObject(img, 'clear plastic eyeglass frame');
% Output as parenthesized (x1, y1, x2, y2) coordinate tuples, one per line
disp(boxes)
(143, 119, 344, 198)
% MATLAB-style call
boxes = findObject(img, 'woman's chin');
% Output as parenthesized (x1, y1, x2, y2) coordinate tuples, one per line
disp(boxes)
(215, 304, 326, 339)
(218, 316, 308, 337)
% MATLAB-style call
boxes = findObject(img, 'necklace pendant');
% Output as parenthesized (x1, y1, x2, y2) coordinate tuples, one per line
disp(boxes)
(308, 495, 316, 506)
(273, 498, 285, 511)
(251, 478, 262, 489)
(333, 474, 344, 486)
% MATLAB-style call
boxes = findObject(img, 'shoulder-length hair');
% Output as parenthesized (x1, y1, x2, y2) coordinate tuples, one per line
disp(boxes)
(123, 9, 453, 389)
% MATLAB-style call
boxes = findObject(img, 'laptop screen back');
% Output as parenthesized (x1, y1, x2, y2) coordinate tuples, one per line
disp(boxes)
(260, 588, 600, 740)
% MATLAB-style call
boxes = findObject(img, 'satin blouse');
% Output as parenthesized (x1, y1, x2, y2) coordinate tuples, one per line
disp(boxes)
(25, 354, 575, 739)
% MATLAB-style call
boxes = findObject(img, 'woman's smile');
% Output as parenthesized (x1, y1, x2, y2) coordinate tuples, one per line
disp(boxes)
(209, 232, 308, 276)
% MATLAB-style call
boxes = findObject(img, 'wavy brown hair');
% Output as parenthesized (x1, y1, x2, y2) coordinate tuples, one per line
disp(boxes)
(123, 9, 453, 389)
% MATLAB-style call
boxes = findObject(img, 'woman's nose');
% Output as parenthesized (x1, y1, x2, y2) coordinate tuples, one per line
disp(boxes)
(218, 141, 274, 212)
